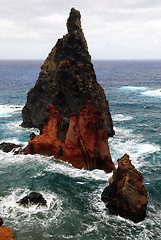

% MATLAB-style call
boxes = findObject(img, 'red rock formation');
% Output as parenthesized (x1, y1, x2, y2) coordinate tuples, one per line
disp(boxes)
(101, 154, 148, 223)
(0, 226, 16, 240)
(24, 101, 114, 172)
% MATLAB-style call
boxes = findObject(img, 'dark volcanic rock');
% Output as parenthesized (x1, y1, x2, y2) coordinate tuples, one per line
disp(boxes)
(21, 8, 114, 137)
(101, 154, 148, 223)
(17, 192, 47, 208)
(22, 8, 115, 172)
(0, 142, 21, 153)
(0, 218, 3, 227)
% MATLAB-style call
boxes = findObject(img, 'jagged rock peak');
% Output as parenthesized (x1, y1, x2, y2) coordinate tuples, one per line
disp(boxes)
(67, 8, 81, 35)
(66, 8, 88, 51)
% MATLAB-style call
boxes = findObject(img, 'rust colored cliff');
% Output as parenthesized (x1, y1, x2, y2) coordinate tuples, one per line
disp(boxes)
(24, 101, 114, 172)
(22, 8, 115, 172)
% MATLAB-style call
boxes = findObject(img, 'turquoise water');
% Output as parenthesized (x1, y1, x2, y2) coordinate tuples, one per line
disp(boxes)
(0, 60, 161, 239)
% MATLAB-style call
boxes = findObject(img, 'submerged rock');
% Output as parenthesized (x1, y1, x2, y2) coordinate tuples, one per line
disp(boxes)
(22, 8, 115, 172)
(101, 154, 148, 223)
(17, 192, 47, 208)
(0, 142, 21, 153)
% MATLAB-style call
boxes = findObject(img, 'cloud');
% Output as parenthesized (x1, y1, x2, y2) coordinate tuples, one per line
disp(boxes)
(0, 0, 161, 59)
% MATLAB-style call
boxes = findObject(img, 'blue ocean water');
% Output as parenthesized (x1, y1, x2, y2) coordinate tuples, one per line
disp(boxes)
(0, 59, 161, 240)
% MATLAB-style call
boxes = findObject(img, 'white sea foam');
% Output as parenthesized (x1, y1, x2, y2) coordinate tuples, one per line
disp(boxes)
(109, 127, 160, 168)
(0, 105, 22, 117)
(1, 120, 39, 147)
(112, 114, 133, 121)
(119, 86, 161, 99)
(0, 187, 62, 228)
(44, 159, 110, 182)
(141, 89, 161, 98)
(119, 86, 148, 91)
(0, 151, 110, 183)
(5, 120, 39, 135)
(0, 138, 23, 146)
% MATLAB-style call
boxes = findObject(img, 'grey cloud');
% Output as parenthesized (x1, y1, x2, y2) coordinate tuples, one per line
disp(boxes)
(0, 0, 161, 59)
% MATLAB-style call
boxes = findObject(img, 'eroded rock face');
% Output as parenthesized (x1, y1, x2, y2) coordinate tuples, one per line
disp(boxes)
(101, 154, 148, 223)
(17, 192, 47, 208)
(24, 101, 114, 172)
(22, 8, 115, 172)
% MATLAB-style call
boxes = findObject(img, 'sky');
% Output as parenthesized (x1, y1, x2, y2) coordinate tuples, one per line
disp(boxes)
(0, 0, 161, 60)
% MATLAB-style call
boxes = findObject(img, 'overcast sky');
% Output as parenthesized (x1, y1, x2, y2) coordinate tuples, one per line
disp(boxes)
(1, 0, 161, 60)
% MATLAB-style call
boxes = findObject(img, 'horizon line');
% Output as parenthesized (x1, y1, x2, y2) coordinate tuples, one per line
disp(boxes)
(0, 58, 161, 61)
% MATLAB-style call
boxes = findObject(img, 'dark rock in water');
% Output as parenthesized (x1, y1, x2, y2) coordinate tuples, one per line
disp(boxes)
(0, 218, 3, 227)
(101, 154, 148, 223)
(0, 142, 21, 153)
(17, 192, 47, 208)
(21, 8, 115, 172)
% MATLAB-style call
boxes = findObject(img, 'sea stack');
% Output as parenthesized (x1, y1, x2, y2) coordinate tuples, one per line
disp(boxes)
(22, 8, 115, 172)
(101, 154, 148, 223)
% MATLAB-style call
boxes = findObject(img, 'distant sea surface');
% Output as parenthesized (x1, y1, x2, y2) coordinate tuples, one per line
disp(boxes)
(0, 59, 161, 240)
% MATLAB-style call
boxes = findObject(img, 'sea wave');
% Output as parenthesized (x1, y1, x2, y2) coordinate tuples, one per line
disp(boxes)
(0, 138, 24, 146)
(119, 86, 148, 91)
(141, 89, 161, 98)
(109, 127, 160, 168)
(0, 105, 22, 118)
(118, 86, 161, 99)
(5, 121, 40, 135)
(112, 114, 133, 121)
(0, 151, 111, 183)
(1, 120, 39, 147)
(0, 187, 62, 230)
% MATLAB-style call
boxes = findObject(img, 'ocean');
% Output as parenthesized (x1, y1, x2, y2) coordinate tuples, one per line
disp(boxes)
(0, 59, 161, 240)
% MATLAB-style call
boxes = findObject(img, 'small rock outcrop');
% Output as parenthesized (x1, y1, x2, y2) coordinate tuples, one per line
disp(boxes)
(101, 154, 148, 223)
(0, 142, 21, 153)
(22, 8, 115, 172)
(0, 218, 16, 240)
(17, 192, 47, 208)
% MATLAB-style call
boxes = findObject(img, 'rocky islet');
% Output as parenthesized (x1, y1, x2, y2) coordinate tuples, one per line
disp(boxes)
(101, 154, 148, 223)
(22, 8, 115, 173)
(17, 192, 47, 208)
